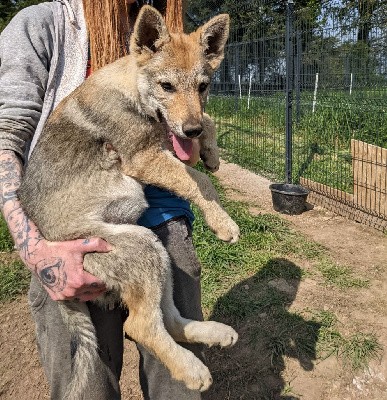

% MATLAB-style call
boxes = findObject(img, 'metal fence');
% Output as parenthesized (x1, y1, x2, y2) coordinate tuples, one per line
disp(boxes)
(189, 1, 387, 231)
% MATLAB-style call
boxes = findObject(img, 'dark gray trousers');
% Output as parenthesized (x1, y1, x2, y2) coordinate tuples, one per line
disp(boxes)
(29, 217, 203, 400)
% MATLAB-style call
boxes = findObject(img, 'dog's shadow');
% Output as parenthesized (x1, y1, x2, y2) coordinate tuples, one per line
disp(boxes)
(202, 258, 321, 400)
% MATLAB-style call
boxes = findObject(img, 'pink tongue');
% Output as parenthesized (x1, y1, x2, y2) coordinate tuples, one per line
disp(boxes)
(172, 134, 193, 161)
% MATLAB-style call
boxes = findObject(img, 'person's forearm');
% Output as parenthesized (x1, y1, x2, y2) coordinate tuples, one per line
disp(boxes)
(0, 150, 43, 269)
(0, 149, 108, 300)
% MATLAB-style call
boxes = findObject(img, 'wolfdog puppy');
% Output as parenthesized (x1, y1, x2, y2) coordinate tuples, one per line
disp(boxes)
(19, 5, 239, 399)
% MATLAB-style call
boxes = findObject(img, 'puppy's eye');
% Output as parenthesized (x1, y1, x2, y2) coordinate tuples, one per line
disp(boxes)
(160, 82, 175, 93)
(199, 82, 209, 93)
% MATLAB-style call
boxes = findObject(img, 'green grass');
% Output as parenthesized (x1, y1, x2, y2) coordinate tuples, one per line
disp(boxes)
(0, 215, 16, 252)
(317, 260, 370, 288)
(207, 89, 387, 192)
(0, 260, 30, 302)
(193, 166, 382, 371)
(307, 310, 383, 370)
(341, 332, 383, 370)
(0, 216, 29, 302)
(192, 168, 301, 312)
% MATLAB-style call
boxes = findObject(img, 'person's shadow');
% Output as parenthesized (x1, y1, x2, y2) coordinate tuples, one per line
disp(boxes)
(202, 258, 321, 400)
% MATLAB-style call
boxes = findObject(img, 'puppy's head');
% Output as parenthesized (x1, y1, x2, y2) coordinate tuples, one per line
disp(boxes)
(130, 5, 229, 161)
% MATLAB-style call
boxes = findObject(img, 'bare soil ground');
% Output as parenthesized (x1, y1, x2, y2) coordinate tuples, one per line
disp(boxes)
(1, 160, 386, 400)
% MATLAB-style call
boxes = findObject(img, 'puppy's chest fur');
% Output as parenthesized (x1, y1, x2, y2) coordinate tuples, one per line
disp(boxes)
(19, 86, 164, 240)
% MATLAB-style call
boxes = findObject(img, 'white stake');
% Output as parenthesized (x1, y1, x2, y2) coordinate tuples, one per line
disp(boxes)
(238, 74, 242, 99)
(247, 74, 252, 109)
(349, 73, 353, 95)
(312, 72, 319, 113)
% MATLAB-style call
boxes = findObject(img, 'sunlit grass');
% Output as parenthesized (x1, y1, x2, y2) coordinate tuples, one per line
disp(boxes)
(207, 90, 387, 191)
(192, 167, 381, 371)
(0, 260, 30, 302)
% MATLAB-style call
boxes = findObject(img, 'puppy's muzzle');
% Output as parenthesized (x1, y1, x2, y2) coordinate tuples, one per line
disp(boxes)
(183, 123, 203, 138)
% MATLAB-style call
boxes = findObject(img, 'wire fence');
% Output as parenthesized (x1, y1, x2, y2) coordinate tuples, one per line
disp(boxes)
(190, 1, 387, 231)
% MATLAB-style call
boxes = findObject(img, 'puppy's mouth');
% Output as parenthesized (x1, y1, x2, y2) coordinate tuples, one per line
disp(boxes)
(168, 132, 194, 161)
(157, 109, 193, 162)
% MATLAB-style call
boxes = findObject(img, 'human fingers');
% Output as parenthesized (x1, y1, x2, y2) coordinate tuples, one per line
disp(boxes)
(71, 237, 113, 254)
(44, 270, 105, 300)
(45, 277, 106, 300)
(78, 271, 107, 291)
(48, 287, 106, 302)
(73, 288, 107, 302)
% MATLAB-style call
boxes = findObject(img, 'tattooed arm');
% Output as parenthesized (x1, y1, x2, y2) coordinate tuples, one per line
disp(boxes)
(0, 150, 109, 302)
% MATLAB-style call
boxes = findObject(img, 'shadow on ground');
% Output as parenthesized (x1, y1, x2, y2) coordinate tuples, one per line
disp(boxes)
(202, 258, 321, 400)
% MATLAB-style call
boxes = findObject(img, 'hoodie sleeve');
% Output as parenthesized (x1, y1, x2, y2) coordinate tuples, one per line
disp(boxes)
(0, 4, 55, 160)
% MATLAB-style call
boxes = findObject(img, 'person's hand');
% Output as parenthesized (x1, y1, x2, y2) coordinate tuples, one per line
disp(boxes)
(21, 237, 111, 302)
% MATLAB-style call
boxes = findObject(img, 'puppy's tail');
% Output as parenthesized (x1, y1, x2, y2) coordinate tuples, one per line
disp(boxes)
(58, 301, 98, 400)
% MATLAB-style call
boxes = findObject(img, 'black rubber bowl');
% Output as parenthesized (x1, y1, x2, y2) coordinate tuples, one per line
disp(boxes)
(269, 183, 310, 215)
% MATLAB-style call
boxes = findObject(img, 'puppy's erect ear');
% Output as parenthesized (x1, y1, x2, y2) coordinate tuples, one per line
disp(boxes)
(199, 14, 230, 70)
(130, 5, 170, 56)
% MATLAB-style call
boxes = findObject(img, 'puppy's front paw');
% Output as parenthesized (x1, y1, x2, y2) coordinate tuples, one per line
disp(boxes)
(200, 151, 220, 172)
(215, 217, 240, 243)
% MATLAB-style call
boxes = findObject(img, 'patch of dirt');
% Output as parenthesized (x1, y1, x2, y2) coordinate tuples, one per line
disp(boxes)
(0, 300, 49, 400)
(1, 160, 386, 399)
(0, 297, 143, 400)
(211, 160, 387, 400)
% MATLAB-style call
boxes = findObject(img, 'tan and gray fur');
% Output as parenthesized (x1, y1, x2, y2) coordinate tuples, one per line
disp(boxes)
(19, 5, 239, 399)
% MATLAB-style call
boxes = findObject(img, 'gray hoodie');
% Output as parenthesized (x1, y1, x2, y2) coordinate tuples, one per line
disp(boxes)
(0, 0, 88, 160)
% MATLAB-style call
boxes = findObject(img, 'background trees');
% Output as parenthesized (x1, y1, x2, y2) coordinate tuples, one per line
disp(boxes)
(1, 1, 386, 89)
(186, 0, 386, 92)
(0, 0, 44, 32)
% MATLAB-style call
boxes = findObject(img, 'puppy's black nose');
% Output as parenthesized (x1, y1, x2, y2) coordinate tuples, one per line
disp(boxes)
(183, 123, 203, 138)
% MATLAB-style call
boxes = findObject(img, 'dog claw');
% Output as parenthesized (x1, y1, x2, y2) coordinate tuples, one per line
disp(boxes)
(215, 325, 239, 348)
(205, 163, 219, 173)
(199, 376, 213, 392)
(202, 157, 220, 173)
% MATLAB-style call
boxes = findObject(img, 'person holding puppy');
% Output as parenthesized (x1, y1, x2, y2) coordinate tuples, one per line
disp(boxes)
(0, 0, 205, 399)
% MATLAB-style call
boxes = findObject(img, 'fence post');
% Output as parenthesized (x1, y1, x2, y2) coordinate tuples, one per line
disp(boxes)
(285, 0, 294, 183)
(295, 30, 302, 124)
(234, 44, 240, 112)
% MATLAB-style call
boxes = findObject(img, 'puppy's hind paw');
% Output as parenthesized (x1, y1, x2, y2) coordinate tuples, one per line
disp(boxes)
(183, 320, 238, 349)
(171, 351, 213, 392)
(213, 325, 238, 348)
(204, 322, 239, 348)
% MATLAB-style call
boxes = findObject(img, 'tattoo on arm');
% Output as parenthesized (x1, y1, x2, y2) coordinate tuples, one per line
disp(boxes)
(1, 152, 71, 295)
(36, 258, 67, 292)
(0, 153, 70, 294)
(0, 150, 45, 265)
(6, 205, 44, 260)
(0, 151, 22, 208)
